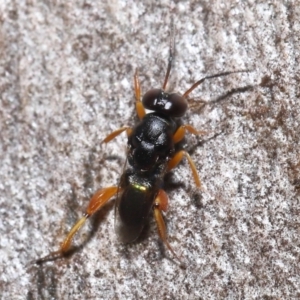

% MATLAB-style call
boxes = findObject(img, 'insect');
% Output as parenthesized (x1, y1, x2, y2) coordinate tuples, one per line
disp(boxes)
(37, 33, 247, 267)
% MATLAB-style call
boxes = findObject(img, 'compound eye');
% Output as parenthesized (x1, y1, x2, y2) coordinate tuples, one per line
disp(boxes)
(168, 93, 188, 117)
(142, 89, 162, 110)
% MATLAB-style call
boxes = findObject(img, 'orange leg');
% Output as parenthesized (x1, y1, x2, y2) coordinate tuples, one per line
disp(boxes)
(134, 70, 146, 120)
(36, 186, 118, 263)
(167, 150, 201, 188)
(173, 125, 207, 144)
(101, 127, 132, 144)
(153, 189, 185, 268)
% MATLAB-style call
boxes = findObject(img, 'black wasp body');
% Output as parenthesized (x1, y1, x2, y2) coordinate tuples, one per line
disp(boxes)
(116, 89, 187, 244)
(37, 36, 246, 267)
(117, 113, 176, 243)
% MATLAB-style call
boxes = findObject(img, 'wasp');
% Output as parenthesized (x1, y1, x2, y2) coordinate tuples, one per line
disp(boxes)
(37, 34, 246, 267)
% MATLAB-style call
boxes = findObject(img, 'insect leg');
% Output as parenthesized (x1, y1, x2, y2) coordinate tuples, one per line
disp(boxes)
(153, 189, 185, 267)
(173, 125, 207, 144)
(134, 70, 146, 120)
(101, 126, 132, 144)
(167, 150, 201, 188)
(36, 186, 118, 263)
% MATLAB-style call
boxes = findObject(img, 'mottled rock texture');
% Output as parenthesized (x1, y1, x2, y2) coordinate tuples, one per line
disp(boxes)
(1, 1, 299, 299)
